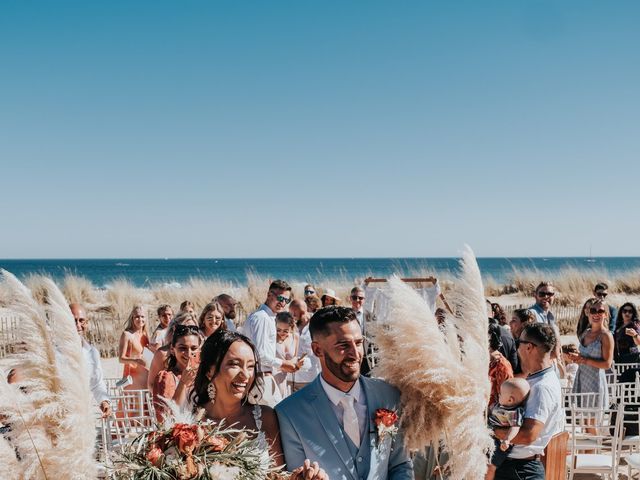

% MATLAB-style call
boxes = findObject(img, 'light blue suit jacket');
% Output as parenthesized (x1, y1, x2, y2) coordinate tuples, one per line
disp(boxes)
(276, 375, 414, 480)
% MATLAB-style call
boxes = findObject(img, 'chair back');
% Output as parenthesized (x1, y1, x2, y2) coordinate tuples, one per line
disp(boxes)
(102, 389, 156, 456)
(542, 431, 568, 480)
(567, 404, 624, 478)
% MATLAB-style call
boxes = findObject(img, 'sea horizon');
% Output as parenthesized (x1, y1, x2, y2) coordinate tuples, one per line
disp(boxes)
(2, 256, 640, 288)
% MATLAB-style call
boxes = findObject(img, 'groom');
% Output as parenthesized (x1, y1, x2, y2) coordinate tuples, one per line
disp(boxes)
(276, 306, 414, 479)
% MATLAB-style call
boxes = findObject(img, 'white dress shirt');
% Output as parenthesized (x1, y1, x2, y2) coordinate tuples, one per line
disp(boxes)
(82, 340, 110, 405)
(290, 324, 319, 384)
(225, 317, 236, 332)
(244, 304, 282, 372)
(320, 375, 367, 442)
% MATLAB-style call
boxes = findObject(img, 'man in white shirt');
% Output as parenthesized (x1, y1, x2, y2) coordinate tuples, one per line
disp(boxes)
(70, 303, 111, 417)
(289, 299, 319, 392)
(493, 323, 563, 480)
(215, 293, 239, 332)
(350, 286, 371, 376)
(244, 280, 300, 406)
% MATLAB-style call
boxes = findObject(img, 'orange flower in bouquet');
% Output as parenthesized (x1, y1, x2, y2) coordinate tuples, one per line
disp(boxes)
(172, 423, 201, 454)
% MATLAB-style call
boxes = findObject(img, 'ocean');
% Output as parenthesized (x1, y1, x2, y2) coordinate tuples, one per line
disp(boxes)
(1, 257, 640, 288)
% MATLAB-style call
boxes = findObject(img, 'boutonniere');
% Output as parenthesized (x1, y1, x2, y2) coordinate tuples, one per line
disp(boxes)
(373, 408, 399, 445)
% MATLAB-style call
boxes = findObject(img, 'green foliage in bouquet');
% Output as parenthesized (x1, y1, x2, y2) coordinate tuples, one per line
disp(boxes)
(112, 420, 288, 480)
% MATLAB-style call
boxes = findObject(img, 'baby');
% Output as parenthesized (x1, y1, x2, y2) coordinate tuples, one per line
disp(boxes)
(485, 377, 531, 480)
(561, 344, 579, 389)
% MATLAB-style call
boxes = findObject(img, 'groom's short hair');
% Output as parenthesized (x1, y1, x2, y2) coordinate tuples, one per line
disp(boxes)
(309, 306, 357, 339)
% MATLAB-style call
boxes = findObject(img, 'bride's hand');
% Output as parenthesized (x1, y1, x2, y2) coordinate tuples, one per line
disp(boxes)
(291, 459, 328, 480)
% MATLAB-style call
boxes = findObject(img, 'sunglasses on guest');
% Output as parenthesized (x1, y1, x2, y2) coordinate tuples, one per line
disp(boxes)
(537, 291, 555, 298)
(270, 292, 292, 305)
(622, 308, 634, 314)
(351, 295, 365, 301)
(516, 339, 539, 348)
(590, 308, 606, 315)
(304, 289, 315, 295)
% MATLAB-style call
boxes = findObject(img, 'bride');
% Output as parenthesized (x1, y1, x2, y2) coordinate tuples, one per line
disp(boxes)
(190, 329, 327, 480)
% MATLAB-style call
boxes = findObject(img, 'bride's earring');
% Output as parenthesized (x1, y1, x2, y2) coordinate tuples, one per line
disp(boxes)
(207, 381, 216, 404)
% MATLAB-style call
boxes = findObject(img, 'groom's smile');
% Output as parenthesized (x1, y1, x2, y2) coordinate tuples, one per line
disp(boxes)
(312, 318, 364, 392)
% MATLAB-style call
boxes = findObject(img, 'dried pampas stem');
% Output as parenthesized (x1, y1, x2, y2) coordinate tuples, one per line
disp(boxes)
(0, 270, 97, 479)
(371, 246, 493, 480)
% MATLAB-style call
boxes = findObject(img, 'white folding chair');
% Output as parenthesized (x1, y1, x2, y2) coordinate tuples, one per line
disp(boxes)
(613, 362, 640, 380)
(566, 404, 624, 480)
(102, 389, 156, 455)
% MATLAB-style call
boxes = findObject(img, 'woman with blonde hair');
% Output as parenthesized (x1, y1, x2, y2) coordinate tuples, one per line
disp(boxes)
(576, 297, 597, 339)
(568, 299, 614, 408)
(118, 305, 150, 390)
(198, 301, 226, 339)
(304, 294, 322, 313)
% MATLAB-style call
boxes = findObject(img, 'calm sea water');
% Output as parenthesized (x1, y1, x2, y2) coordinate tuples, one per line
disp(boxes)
(1, 257, 640, 288)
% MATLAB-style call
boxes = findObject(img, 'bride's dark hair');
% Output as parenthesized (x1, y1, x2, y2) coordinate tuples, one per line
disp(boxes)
(190, 329, 263, 407)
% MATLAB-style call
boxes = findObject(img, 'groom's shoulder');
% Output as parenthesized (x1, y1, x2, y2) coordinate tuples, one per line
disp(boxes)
(363, 376, 401, 400)
(275, 382, 317, 416)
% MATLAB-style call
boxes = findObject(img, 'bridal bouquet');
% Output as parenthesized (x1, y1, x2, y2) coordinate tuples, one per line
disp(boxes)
(112, 420, 288, 480)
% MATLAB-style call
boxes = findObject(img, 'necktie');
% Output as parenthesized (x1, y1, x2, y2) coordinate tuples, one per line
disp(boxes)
(340, 395, 360, 446)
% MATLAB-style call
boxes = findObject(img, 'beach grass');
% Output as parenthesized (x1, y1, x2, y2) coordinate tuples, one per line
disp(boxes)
(3, 266, 640, 356)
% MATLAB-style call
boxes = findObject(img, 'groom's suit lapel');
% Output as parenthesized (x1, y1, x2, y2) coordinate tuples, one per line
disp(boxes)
(361, 376, 379, 457)
(308, 378, 358, 480)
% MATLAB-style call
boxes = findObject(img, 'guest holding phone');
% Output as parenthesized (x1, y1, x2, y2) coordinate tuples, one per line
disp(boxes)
(152, 324, 202, 421)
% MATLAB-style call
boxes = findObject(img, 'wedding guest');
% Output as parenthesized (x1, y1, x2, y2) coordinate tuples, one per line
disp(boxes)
(488, 300, 518, 374)
(350, 286, 371, 376)
(528, 284, 563, 369)
(276, 306, 414, 479)
(576, 298, 596, 339)
(118, 305, 150, 390)
(179, 300, 195, 315)
(289, 299, 319, 393)
(613, 302, 640, 364)
(508, 309, 535, 341)
(274, 312, 300, 398)
(152, 324, 201, 421)
(321, 289, 340, 307)
(568, 299, 614, 408)
(70, 303, 111, 417)
(561, 344, 579, 389)
(528, 282, 556, 326)
(244, 280, 301, 407)
(491, 303, 510, 334)
(593, 282, 617, 333)
(488, 324, 513, 409)
(149, 304, 173, 352)
(198, 301, 226, 339)
(305, 294, 322, 314)
(147, 311, 199, 391)
(215, 294, 239, 332)
(493, 323, 563, 480)
(190, 330, 328, 480)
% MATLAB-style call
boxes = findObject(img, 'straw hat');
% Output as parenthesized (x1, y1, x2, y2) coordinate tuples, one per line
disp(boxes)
(321, 288, 339, 302)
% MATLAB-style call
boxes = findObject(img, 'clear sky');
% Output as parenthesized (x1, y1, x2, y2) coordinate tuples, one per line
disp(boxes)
(1, 1, 639, 259)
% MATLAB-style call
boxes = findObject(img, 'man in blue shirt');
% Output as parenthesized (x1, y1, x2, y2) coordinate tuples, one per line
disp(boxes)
(593, 283, 618, 333)
(528, 282, 556, 326)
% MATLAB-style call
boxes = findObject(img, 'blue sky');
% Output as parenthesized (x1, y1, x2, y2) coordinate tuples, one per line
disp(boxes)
(1, 1, 639, 258)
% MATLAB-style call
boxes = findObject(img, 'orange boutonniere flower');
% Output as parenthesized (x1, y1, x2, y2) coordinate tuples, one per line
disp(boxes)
(373, 408, 399, 445)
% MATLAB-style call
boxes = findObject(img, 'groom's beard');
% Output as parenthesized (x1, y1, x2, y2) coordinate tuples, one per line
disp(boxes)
(322, 352, 361, 383)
